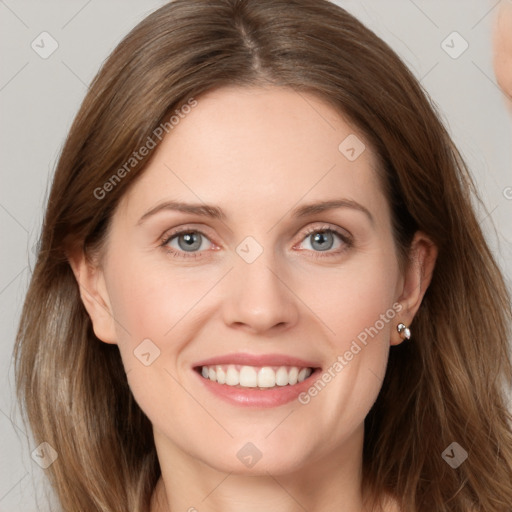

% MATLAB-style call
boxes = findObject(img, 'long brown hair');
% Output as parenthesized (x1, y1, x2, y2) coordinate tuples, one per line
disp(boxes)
(14, 0, 512, 510)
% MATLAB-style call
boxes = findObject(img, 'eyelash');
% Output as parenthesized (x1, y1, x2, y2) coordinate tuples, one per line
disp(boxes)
(160, 224, 353, 261)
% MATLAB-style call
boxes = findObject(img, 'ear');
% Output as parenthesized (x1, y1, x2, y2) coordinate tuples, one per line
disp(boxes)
(392, 231, 438, 346)
(67, 248, 118, 344)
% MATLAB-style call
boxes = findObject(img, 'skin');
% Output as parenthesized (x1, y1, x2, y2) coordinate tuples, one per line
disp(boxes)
(493, 1, 512, 104)
(69, 86, 437, 512)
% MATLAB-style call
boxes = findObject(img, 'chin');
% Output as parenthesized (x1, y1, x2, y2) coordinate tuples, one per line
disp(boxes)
(201, 438, 313, 477)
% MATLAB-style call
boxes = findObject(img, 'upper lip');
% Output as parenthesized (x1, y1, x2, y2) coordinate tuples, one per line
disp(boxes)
(193, 353, 320, 369)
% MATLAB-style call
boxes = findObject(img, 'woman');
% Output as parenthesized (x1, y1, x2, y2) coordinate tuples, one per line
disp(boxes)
(14, 0, 512, 511)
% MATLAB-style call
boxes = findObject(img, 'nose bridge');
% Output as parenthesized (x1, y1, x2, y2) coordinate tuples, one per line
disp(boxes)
(222, 235, 299, 333)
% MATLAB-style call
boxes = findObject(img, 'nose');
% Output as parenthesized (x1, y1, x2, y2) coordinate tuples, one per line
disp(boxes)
(221, 250, 300, 335)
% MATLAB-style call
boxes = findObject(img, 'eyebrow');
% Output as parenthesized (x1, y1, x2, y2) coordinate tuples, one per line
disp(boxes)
(137, 198, 374, 226)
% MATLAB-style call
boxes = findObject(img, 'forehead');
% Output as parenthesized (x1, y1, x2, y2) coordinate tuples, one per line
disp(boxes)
(117, 85, 388, 225)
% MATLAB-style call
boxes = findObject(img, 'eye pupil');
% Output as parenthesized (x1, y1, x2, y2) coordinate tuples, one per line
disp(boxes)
(311, 231, 334, 251)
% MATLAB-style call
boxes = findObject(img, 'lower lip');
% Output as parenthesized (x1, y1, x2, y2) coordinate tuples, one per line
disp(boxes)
(194, 368, 322, 408)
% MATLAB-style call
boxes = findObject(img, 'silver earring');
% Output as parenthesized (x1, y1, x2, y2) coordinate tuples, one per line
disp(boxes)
(397, 322, 411, 340)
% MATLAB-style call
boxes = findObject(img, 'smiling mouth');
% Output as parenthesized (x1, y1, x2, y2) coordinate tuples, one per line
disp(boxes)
(195, 364, 317, 389)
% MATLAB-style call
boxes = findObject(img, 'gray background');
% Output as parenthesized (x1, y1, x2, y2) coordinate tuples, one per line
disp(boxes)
(1, 1, 511, 510)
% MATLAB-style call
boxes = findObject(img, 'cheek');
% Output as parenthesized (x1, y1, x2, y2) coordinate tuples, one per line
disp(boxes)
(291, 246, 399, 432)
(104, 254, 231, 413)
(106, 254, 210, 343)
(103, 257, 210, 428)
(297, 245, 399, 350)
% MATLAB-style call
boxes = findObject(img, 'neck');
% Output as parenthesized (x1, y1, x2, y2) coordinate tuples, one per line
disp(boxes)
(150, 426, 369, 512)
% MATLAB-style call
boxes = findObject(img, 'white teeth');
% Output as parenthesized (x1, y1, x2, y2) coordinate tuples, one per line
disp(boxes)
(275, 366, 289, 386)
(288, 367, 299, 385)
(216, 365, 226, 384)
(225, 365, 239, 386)
(199, 364, 313, 389)
(257, 367, 276, 388)
(239, 366, 258, 387)
(297, 368, 309, 382)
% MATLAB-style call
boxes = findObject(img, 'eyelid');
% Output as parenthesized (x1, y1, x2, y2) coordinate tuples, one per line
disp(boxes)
(161, 223, 215, 241)
(160, 224, 217, 250)
(296, 223, 352, 243)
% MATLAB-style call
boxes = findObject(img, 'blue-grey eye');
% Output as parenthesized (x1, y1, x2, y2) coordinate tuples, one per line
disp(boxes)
(176, 232, 204, 252)
(309, 230, 336, 251)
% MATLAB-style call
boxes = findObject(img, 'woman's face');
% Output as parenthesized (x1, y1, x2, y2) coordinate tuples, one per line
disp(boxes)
(76, 85, 433, 477)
